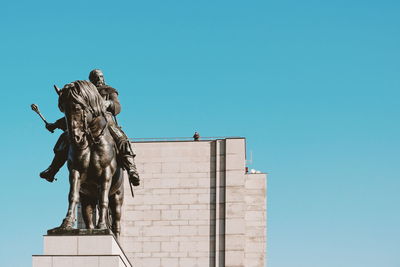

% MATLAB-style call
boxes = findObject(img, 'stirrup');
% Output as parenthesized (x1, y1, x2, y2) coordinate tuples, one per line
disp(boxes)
(128, 170, 140, 186)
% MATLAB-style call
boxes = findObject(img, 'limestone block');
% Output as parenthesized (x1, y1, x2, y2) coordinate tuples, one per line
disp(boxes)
(244, 195, 266, 206)
(142, 210, 161, 221)
(198, 178, 211, 188)
(143, 225, 179, 236)
(99, 256, 126, 267)
(179, 225, 197, 236)
(149, 236, 171, 242)
(225, 186, 244, 202)
(196, 240, 210, 252)
(47, 256, 94, 267)
(246, 220, 266, 227)
(139, 257, 160, 267)
(245, 241, 266, 253)
(171, 204, 189, 210)
(152, 189, 170, 194)
(197, 225, 210, 236)
(126, 210, 144, 221)
(40, 235, 131, 266)
(245, 211, 264, 221)
(143, 242, 160, 252)
(225, 138, 245, 155)
(151, 252, 168, 257)
(225, 170, 245, 187)
(179, 162, 196, 173)
(225, 235, 245, 250)
(143, 178, 160, 189)
(188, 219, 209, 225)
(189, 251, 208, 258)
(244, 256, 264, 267)
(179, 178, 198, 187)
(179, 241, 197, 252)
(171, 188, 191, 194)
(52, 256, 98, 267)
(179, 193, 198, 204)
(187, 172, 211, 179)
(225, 153, 245, 171)
(196, 257, 210, 266)
(225, 250, 245, 267)
(161, 210, 179, 220)
(226, 203, 245, 218)
(124, 225, 140, 236)
(33, 255, 126, 267)
(133, 252, 151, 258)
(77, 235, 119, 255)
(122, 237, 142, 252)
(170, 220, 189, 225)
(161, 162, 180, 173)
(179, 210, 199, 220)
(43, 236, 78, 255)
(161, 258, 179, 267)
(179, 257, 198, 267)
(157, 194, 180, 204)
(150, 205, 169, 211)
(32, 256, 52, 267)
(170, 252, 188, 257)
(150, 178, 181, 189)
(245, 226, 266, 237)
(134, 221, 152, 226)
(245, 173, 266, 189)
(198, 193, 213, 203)
(143, 162, 162, 174)
(161, 241, 179, 252)
(225, 219, 246, 234)
(130, 205, 152, 210)
(244, 188, 266, 196)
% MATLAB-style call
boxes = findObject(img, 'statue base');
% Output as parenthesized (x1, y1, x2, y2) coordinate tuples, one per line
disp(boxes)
(47, 228, 113, 236)
(32, 230, 132, 267)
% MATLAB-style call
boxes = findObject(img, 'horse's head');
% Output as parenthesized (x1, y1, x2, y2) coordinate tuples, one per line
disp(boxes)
(58, 80, 105, 148)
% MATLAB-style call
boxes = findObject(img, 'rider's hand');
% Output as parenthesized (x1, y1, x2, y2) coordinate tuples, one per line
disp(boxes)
(46, 123, 57, 132)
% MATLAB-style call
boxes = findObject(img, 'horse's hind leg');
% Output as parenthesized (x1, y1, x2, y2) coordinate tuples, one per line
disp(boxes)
(80, 194, 96, 229)
(110, 187, 124, 239)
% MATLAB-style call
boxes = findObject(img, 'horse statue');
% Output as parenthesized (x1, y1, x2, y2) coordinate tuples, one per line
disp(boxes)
(52, 80, 125, 238)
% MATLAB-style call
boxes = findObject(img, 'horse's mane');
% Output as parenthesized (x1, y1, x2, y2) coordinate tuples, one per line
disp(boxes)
(59, 80, 105, 117)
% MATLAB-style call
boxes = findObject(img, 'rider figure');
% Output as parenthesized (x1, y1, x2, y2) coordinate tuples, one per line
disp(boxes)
(40, 69, 140, 186)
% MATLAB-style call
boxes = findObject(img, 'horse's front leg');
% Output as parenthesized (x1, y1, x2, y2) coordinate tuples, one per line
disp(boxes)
(60, 169, 82, 229)
(97, 166, 112, 229)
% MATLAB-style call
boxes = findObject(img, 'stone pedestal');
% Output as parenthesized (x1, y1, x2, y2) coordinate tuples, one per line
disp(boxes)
(32, 232, 132, 267)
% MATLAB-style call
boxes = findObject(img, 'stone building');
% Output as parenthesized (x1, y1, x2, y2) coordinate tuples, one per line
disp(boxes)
(116, 137, 267, 267)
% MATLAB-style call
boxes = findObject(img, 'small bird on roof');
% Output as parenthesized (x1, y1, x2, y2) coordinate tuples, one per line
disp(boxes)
(193, 131, 200, 141)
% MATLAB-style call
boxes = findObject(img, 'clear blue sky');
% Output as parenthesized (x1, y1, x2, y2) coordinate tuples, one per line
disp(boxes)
(1, 0, 399, 266)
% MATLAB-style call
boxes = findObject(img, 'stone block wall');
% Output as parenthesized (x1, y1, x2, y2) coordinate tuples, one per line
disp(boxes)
(79, 138, 267, 267)
(121, 140, 215, 267)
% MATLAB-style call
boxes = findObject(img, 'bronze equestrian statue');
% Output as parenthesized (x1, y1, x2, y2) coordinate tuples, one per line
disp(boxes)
(36, 70, 140, 238)
(40, 69, 140, 187)
(49, 80, 131, 238)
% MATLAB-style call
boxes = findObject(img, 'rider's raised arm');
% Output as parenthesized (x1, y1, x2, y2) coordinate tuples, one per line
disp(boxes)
(54, 117, 67, 131)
